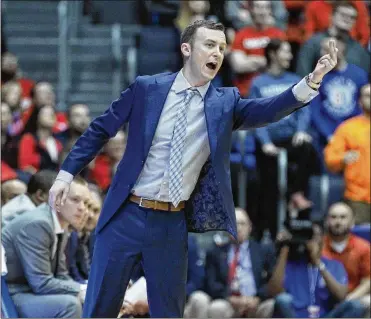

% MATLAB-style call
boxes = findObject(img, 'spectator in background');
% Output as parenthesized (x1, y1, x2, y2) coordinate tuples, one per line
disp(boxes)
(88, 130, 127, 192)
(269, 224, 365, 318)
(322, 202, 370, 317)
(67, 187, 103, 284)
(23, 81, 68, 134)
(309, 36, 369, 171)
(225, 0, 287, 31)
(297, 1, 370, 77)
(140, 0, 181, 26)
(2, 176, 90, 318)
(230, 0, 285, 97)
(1, 81, 24, 136)
(18, 105, 63, 173)
(1, 52, 35, 110)
(324, 83, 370, 224)
(304, 0, 370, 48)
(1, 179, 27, 205)
(186, 208, 275, 318)
(55, 103, 91, 147)
(1, 170, 57, 228)
(1, 102, 19, 169)
(251, 39, 315, 238)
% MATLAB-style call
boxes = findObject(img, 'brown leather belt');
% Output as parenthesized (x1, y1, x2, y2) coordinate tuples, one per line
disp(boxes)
(129, 195, 185, 212)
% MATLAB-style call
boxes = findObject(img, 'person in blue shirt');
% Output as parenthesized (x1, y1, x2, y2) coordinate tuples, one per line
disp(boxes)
(309, 35, 369, 172)
(268, 221, 366, 318)
(250, 39, 318, 239)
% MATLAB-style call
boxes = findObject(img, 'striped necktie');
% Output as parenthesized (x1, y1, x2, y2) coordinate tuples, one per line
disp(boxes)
(169, 88, 198, 207)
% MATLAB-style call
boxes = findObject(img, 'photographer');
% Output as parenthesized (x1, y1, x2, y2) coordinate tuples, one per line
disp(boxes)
(268, 220, 366, 318)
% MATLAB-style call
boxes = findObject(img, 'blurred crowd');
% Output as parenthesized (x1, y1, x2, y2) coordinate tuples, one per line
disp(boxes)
(1, 0, 370, 318)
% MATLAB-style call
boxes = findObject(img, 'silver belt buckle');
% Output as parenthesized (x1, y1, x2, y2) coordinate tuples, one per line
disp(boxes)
(138, 197, 144, 207)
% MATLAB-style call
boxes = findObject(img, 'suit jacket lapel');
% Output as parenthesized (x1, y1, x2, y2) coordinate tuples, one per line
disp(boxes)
(249, 241, 261, 286)
(204, 85, 224, 160)
(143, 73, 177, 156)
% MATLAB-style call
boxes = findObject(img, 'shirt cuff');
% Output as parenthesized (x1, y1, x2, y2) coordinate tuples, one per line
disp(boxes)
(56, 170, 74, 184)
(292, 77, 319, 104)
(80, 283, 87, 291)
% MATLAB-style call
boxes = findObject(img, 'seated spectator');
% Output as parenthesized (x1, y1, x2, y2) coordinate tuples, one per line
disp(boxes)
(304, 0, 370, 48)
(2, 176, 90, 318)
(322, 202, 370, 317)
(2, 170, 57, 227)
(1, 102, 19, 169)
(67, 187, 103, 283)
(229, 0, 285, 97)
(1, 52, 35, 110)
(268, 223, 365, 318)
(22, 81, 68, 134)
(1, 179, 27, 205)
(88, 130, 127, 191)
(324, 83, 370, 224)
(309, 36, 369, 171)
(186, 208, 275, 318)
(225, 0, 288, 31)
(18, 105, 63, 173)
(1, 81, 24, 136)
(251, 38, 316, 237)
(139, 0, 181, 26)
(297, 1, 370, 77)
(55, 103, 91, 147)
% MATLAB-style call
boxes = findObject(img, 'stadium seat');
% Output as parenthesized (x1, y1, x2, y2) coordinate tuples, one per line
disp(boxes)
(352, 224, 371, 243)
(1, 276, 18, 318)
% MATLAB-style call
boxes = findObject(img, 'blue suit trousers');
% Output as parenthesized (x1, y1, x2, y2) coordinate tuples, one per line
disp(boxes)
(82, 201, 188, 318)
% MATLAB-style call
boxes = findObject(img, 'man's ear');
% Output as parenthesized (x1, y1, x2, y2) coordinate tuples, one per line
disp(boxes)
(181, 43, 191, 58)
(35, 189, 48, 203)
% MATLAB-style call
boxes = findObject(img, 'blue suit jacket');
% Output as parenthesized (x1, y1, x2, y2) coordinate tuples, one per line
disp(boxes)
(61, 72, 306, 238)
(204, 240, 276, 300)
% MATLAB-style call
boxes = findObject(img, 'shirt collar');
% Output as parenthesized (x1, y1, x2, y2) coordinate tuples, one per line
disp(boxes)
(172, 69, 210, 100)
(51, 208, 64, 235)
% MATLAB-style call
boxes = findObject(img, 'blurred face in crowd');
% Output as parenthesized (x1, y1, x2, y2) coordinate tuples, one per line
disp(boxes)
(1, 52, 18, 79)
(84, 191, 102, 232)
(360, 83, 370, 113)
(57, 180, 90, 231)
(236, 208, 252, 244)
(321, 37, 346, 63)
(250, 0, 272, 26)
(1, 103, 12, 134)
(1, 179, 27, 205)
(182, 27, 226, 84)
(37, 105, 56, 130)
(2, 82, 22, 110)
(274, 41, 292, 70)
(33, 82, 56, 107)
(69, 104, 91, 133)
(326, 203, 354, 238)
(332, 5, 357, 33)
(105, 130, 127, 162)
(188, 0, 210, 14)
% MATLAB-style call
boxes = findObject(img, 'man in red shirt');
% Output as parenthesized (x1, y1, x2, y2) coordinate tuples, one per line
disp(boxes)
(230, 0, 285, 97)
(322, 202, 370, 317)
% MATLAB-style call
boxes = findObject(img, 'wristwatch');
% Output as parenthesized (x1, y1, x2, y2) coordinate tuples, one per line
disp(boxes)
(318, 261, 326, 272)
(306, 73, 322, 91)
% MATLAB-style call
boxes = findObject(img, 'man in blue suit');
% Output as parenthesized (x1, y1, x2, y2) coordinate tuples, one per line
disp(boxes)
(49, 20, 338, 318)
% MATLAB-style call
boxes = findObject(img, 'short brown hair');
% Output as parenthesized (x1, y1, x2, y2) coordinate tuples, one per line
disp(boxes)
(73, 175, 88, 187)
(180, 20, 225, 46)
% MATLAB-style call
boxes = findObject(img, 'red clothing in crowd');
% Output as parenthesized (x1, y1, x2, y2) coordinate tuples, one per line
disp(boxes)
(231, 26, 285, 97)
(1, 161, 17, 182)
(18, 133, 63, 171)
(88, 154, 113, 191)
(304, 0, 370, 47)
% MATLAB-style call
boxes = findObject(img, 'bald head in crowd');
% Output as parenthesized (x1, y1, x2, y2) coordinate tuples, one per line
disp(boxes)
(1, 179, 27, 205)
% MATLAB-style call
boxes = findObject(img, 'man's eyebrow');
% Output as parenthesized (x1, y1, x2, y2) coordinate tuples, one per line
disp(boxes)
(205, 39, 227, 47)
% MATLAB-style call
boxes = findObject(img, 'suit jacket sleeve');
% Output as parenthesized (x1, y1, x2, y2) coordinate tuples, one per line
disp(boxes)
(257, 243, 276, 300)
(233, 86, 307, 131)
(204, 249, 228, 299)
(14, 221, 81, 295)
(60, 78, 139, 176)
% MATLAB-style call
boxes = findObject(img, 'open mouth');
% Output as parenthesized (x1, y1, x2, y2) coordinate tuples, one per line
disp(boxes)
(206, 62, 217, 70)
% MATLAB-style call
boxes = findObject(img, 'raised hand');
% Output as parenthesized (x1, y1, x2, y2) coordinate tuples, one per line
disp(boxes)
(312, 39, 338, 83)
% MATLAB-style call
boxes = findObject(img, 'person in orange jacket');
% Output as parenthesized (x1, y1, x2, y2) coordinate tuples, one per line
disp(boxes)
(324, 83, 370, 224)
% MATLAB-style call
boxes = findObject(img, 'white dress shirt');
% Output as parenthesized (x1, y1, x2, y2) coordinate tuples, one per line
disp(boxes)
(56, 72, 318, 202)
